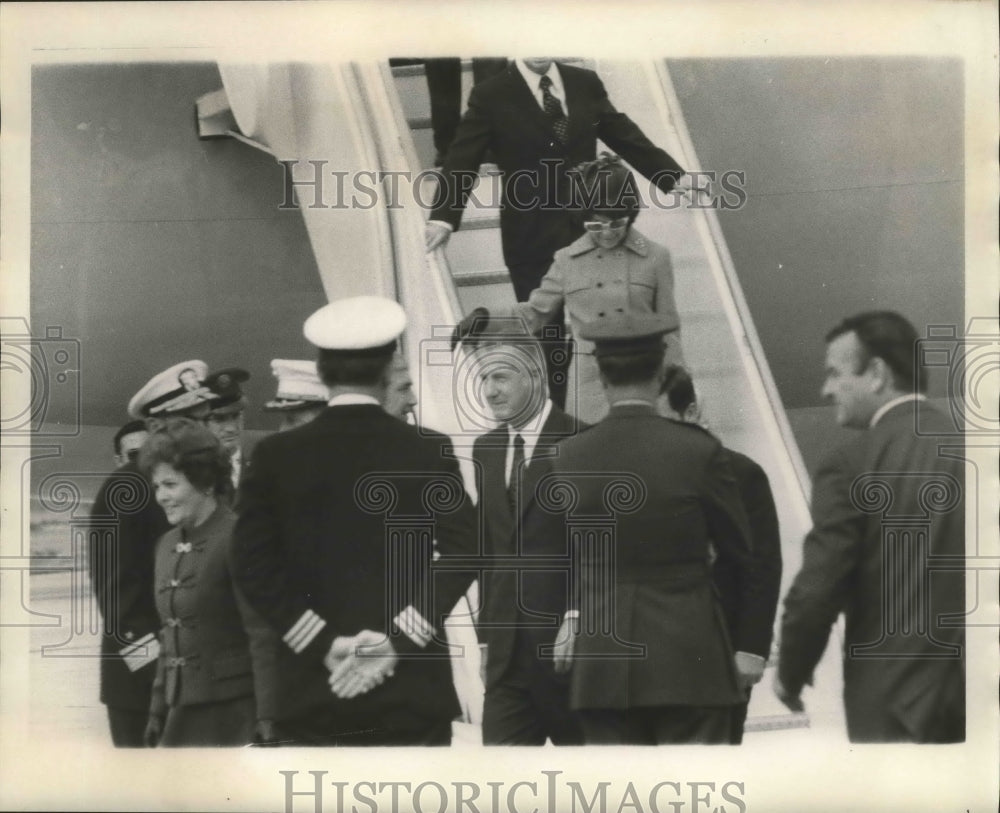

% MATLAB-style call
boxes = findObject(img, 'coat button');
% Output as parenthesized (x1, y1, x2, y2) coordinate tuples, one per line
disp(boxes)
(596, 282, 603, 288)
(170, 579, 180, 588)
(598, 311, 606, 317)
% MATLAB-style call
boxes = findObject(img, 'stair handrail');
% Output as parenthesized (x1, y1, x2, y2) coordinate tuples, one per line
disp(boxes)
(649, 59, 814, 508)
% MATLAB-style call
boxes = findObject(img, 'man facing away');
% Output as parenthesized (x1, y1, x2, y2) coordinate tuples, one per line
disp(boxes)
(232, 295, 478, 746)
(543, 312, 760, 744)
(657, 364, 783, 743)
(775, 310, 965, 743)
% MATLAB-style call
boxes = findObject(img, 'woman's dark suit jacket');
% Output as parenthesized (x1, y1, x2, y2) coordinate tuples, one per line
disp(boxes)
(149, 505, 277, 725)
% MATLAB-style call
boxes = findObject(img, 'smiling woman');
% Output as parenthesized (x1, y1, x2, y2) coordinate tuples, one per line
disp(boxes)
(137, 419, 278, 747)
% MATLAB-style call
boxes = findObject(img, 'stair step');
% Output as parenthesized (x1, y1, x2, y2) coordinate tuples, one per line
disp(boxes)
(453, 268, 512, 287)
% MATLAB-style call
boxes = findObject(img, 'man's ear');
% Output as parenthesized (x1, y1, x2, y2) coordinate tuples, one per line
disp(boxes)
(684, 402, 702, 424)
(868, 356, 893, 392)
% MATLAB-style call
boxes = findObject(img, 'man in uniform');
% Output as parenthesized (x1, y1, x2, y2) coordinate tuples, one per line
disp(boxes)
(231, 296, 478, 746)
(263, 359, 328, 432)
(776, 311, 965, 742)
(201, 367, 251, 488)
(658, 364, 783, 743)
(90, 360, 220, 746)
(543, 313, 760, 744)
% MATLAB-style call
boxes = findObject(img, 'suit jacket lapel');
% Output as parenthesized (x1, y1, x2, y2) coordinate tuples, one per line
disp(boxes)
(559, 64, 589, 149)
(519, 407, 575, 520)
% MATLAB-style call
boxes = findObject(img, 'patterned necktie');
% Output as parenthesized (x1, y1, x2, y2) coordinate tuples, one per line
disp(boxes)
(507, 433, 525, 513)
(539, 75, 568, 143)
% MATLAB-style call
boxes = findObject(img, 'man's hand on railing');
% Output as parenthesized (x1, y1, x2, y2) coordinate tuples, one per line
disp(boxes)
(425, 222, 452, 252)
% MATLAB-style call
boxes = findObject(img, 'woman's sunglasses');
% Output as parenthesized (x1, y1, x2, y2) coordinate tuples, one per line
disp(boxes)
(582, 217, 629, 232)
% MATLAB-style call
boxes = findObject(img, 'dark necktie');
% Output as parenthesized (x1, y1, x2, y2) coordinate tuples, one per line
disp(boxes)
(539, 74, 568, 143)
(507, 432, 525, 513)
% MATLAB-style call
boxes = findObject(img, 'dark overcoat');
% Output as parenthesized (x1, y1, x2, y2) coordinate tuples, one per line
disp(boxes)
(779, 401, 965, 742)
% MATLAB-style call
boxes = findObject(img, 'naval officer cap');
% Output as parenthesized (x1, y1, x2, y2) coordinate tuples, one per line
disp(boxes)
(264, 359, 328, 411)
(303, 296, 407, 356)
(202, 367, 250, 416)
(127, 360, 219, 419)
(577, 311, 673, 357)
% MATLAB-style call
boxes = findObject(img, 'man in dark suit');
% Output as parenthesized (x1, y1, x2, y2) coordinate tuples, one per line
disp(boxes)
(542, 313, 760, 744)
(658, 365, 783, 743)
(231, 296, 478, 746)
(776, 311, 965, 743)
(90, 360, 222, 746)
(426, 58, 689, 407)
(461, 319, 585, 744)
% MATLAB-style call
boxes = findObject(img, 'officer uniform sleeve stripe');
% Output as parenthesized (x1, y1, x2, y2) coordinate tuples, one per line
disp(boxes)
(394, 605, 435, 648)
(283, 610, 327, 653)
(291, 617, 327, 654)
(284, 613, 320, 650)
(118, 632, 157, 657)
(283, 610, 316, 644)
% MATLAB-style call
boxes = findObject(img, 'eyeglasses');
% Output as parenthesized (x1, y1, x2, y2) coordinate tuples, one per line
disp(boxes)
(126, 449, 141, 462)
(583, 217, 629, 232)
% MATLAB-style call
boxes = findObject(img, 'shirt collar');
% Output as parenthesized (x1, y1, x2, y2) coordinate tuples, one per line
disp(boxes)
(507, 399, 554, 441)
(328, 393, 381, 407)
(515, 59, 564, 99)
(506, 399, 554, 469)
(565, 227, 647, 258)
(870, 393, 926, 427)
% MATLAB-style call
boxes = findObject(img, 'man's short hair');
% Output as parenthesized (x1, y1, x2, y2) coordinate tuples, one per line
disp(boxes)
(113, 419, 148, 455)
(316, 345, 395, 388)
(659, 365, 696, 414)
(596, 347, 665, 387)
(825, 311, 925, 393)
(472, 336, 547, 383)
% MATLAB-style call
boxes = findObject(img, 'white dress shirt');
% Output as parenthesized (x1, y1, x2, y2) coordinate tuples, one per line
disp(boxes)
(230, 447, 242, 490)
(514, 59, 567, 112)
(327, 393, 380, 407)
(870, 393, 927, 428)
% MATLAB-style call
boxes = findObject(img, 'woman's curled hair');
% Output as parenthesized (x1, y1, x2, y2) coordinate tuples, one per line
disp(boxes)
(138, 417, 231, 495)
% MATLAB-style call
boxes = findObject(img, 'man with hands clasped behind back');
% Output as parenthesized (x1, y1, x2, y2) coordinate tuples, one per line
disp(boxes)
(232, 296, 477, 746)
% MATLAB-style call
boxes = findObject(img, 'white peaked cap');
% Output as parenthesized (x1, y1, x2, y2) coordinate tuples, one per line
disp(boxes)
(265, 359, 329, 409)
(127, 359, 211, 419)
(303, 296, 407, 351)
